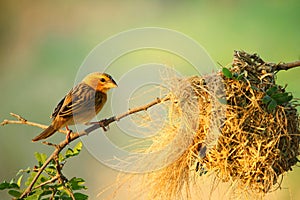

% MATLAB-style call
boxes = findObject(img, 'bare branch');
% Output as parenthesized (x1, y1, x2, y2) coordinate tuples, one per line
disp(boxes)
(10, 112, 27, 122)
(273, 60, 300, 71)
(1, 96, 170, 198)
(233, 50, 300, 71)
(1, 113, 68, 134)
(81, 95, 170, 136)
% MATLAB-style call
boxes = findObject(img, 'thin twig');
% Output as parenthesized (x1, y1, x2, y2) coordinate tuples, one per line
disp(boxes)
(82, 96, 170, 136)
(53, 154, 75, 200)
(10, 113, 27, 122)
(233, 50, 300, 71)
(0, 96, 170, 198)
(1, 113, 68, 134)
(33, 175, 59, 190)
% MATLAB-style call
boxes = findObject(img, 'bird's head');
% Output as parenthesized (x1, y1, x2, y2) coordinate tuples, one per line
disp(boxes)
(83, 72, 118, 93)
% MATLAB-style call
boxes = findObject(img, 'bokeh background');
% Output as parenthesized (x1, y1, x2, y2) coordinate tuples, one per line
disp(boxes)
(1, 1, 299, 199)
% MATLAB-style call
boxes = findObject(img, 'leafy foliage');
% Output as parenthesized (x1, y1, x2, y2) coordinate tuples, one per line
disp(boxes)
(221, 67, 293, 113)
(0, 142, 88, 199)
(222, 67, 244, 80)
(262, 86, 293, 112)
(222, 67, 233, 78)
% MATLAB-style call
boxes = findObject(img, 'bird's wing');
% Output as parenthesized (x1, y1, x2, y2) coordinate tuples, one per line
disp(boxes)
(57, 83, 104, 119)
(51, 97, 66, 119)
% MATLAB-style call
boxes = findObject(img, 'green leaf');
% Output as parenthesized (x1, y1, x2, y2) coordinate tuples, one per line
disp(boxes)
(65, 142, 82, 158)
(73, 142, 83, 153)
(266, 86, 278, 96)
(34, 152, 47, 166)
(59, 153, 65, 162)
(271, 92, 293, 104)
(69, 177, 87, 190)
(17, 175, 23, 187)
(74, 193, 88, 200)
(267, 99, 277, 112)
(0, 182, 10, 190)
(45, 164, 56, 176)
(65, 148, 73, 158)
(8, 189, 21, 198)
(222, 67, 233, 78)
(10, 183, 19, 189)
(0, 181, 19, 190)
(262, 95, 272, 104)
(25, 172, 48, 188)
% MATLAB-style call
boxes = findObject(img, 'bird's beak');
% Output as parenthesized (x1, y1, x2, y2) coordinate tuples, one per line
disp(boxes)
(108, 79, 118, 88)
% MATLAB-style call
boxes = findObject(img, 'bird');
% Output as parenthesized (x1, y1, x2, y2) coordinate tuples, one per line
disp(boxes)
(32, 72, 117, 142)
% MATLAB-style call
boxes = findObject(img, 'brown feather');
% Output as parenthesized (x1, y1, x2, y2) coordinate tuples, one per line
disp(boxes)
(32, 72, 117, 141)
(32, 125, 57, 142)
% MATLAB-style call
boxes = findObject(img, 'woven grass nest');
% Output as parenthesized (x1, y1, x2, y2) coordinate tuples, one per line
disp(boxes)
(115, 51, 299, 200)
(192, 51, 299, 194)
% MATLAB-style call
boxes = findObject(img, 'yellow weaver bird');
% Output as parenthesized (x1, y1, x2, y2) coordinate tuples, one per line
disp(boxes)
(32, 72, 117, 142)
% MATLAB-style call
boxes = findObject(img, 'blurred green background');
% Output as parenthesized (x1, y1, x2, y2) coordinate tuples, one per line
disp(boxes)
(1, 1, 299, 199)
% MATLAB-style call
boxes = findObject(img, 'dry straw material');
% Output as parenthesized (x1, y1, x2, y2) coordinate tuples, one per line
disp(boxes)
(116, 51, 299, 200)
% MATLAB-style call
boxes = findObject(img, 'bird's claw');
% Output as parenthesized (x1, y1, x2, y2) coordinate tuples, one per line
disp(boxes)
(88, 120, 110, 131)
(66, 129, 72, 143)
(98, 120, 109, 131)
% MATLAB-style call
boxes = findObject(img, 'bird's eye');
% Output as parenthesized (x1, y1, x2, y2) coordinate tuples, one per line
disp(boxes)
(100, 78, 106, 82)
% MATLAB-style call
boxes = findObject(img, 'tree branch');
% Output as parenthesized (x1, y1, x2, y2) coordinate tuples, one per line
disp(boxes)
(1, 96, 170, 198)
(273, 60, 300, 71)
(233, 50, 300, 71)
(78, 96, 170, 136)
(33, 175, 59, 190)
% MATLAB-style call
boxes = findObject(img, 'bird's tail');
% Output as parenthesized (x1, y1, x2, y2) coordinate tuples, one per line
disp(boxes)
(32, 125, 57, 142)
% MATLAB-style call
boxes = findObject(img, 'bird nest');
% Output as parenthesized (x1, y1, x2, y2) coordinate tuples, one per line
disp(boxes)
(125, 51, 300, 200)
(193, 51, 299, 193)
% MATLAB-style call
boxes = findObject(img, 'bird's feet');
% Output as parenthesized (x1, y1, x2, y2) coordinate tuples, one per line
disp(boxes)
(65, 125, 72, 143)
(86, 119, 111, 131)
(66, 129, 72, 143)
(98, 120, 109, 131)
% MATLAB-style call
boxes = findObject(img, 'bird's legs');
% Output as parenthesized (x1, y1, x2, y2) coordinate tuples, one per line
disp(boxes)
(65, 125, 72, 143)
(87, 121, 108, 131)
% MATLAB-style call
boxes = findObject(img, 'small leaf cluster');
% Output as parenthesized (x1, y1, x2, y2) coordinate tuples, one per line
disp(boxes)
(0, 142, 88, 200)
(222, 67, 244, 80)
(221, 67, 293, 112)
(262, 86, 293, 112)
